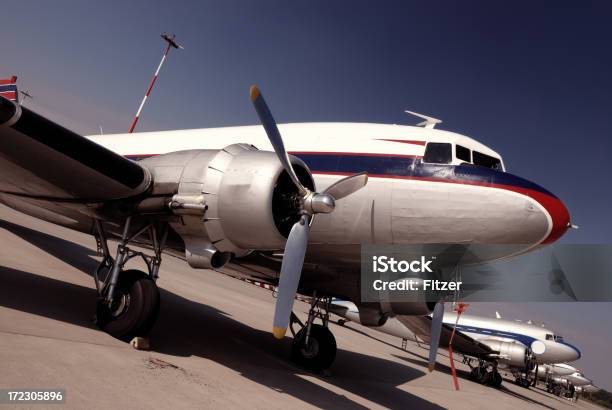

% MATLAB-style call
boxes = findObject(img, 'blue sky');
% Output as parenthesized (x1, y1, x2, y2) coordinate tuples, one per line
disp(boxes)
(2, 0, 611, 389)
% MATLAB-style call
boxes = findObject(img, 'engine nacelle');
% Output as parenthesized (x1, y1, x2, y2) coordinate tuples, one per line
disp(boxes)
(355, 299, 433, 328)
(382, 301, 434, 316)
(141, 144, 313, 268)
(376, 278, 435, 317)
(482, 339, 529, 368)
(354, 305, 389, 326)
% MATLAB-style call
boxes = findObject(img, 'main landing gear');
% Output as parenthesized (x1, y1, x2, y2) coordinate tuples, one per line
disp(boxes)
(93, 217, 168, 342)
(467, 359, 503, 388)
(289, 294, 337, 372)
(514, 359, 536, 388)
(515, 375, 532, 388)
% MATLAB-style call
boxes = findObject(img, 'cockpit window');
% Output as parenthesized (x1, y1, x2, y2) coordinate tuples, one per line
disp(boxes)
(546, 334, 554, 340)
(456, 145, 471, 163)
(424, 143, 452, 164)
(554, 335, 564, 342)
(473, 151, 502, 170)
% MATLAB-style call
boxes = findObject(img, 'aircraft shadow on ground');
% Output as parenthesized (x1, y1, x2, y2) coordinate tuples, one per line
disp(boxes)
(0, 219, 445, 409)
(390, 353, 555, 409)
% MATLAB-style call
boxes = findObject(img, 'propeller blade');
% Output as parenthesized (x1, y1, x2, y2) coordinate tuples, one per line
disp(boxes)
(250, 85, 307, 195)
(428, 301, 444, 372)
(322, 172, 368, 200)
(272, 215, 310, 338)
(249, 85, 370, 340)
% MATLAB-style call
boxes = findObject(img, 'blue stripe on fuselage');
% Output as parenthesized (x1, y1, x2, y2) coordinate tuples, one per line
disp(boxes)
(454, 324, 537, 347)
(292, 153, 556, 198)
(126, 152, 556, 199)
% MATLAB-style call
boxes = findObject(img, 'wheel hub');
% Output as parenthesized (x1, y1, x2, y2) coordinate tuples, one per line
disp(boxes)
(109, 292, 131, 318)
(301, 338, 320, 359)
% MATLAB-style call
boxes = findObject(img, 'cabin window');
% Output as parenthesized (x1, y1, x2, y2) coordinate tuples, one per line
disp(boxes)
(456, 145, 471, 163)
(473, 151, 502, 170)
(424, 143, 452, 164)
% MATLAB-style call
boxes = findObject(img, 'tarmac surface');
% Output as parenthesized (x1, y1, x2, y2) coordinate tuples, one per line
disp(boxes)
(0, 205, 603, 409)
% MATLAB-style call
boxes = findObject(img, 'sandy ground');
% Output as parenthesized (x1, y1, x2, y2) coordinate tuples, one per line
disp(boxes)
(0, 205, 602, 410)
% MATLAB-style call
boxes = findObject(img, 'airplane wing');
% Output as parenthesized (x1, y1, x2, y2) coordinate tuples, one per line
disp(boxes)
(0, 98, 150, 202)
(396, 315, 494, 358)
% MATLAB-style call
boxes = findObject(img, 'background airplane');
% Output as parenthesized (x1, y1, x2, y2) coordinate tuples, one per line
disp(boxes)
(329, 299, 580, 387)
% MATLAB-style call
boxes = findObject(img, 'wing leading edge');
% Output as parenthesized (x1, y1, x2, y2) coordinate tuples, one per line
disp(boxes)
(397, 315, 494, 358)
(0, 97, 150, 201)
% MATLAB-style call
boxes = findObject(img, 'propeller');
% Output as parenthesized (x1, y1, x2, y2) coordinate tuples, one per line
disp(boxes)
(250, 85, 368, 339)
(428, 301, 445, 372)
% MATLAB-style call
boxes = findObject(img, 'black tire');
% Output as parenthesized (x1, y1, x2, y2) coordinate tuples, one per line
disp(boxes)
(96, 269, 160, 342)
(291, 324, 337, 371)
(479, 369, 492, 385)
(491, 371, 503, 388)
(469, 367, 482, 382)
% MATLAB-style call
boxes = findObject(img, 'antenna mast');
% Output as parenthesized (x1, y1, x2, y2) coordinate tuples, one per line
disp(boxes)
(128, 33, 183, 133)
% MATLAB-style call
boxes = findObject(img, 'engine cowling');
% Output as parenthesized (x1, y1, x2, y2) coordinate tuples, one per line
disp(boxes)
(358, 301, 435, 327)
(140, 144, 314, 268)
(382, 301, 434, 316)
(376, 278, 436, 317)
(482, 339, 530, 368)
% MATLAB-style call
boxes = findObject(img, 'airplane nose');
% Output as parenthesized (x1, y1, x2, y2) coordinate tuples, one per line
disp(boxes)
(564, 342, 581, 361)
(536, 189, 570, 244)
(493, 172, 571, 244)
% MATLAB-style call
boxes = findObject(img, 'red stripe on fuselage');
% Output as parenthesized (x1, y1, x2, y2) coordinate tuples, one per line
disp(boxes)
(288, 151, 422, 159)
(376, 138, 427, 146)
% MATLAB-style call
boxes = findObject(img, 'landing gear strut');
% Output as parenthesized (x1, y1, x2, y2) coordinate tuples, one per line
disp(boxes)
(289, 294, 337, 371)
(514, 357, 536, 388)
(515, 376, 531, 388)
(93, 217, 168, 342)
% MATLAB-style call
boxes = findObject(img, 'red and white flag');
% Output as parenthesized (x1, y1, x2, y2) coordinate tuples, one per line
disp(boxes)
(0, 76, 18, 102)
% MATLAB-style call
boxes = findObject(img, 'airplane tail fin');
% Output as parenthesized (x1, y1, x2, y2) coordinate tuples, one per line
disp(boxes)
(495, 311, 502, 319)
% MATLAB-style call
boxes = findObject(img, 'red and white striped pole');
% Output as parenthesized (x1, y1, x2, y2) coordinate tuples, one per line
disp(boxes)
(448, 302, 469, 391)
(128, 33, 183, 133)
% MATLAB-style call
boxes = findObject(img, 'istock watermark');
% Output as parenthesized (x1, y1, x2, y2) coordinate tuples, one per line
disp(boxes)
(361, 244, 612, 303)
(372, 255, 434, 273)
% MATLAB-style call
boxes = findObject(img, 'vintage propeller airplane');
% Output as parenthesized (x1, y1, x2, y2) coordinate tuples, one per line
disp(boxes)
(329, 300, 581, 387)
(0, 84, 571, 371)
